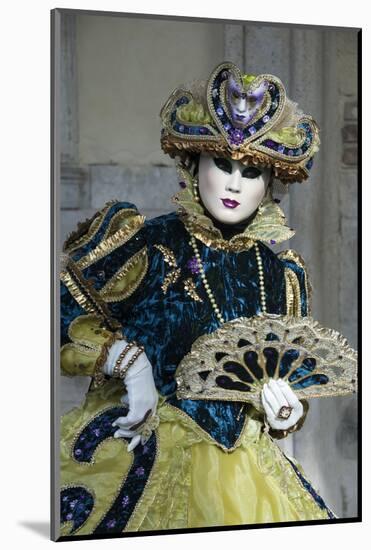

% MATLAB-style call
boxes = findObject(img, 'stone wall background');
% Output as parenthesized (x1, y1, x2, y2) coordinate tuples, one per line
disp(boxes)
(58, 13, 359, 518)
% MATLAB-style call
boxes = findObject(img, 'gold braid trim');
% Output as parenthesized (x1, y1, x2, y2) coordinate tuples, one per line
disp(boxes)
(99, 246, 148, 303)
(102, 208, 139, 240)
(161, 135, 310, 183)
(76, 214, 146, 271)
(284, 267, 302, 317)
(279, 249, 312, 316)
(63, 201, 117, 254)
(61, 260, 120, 332)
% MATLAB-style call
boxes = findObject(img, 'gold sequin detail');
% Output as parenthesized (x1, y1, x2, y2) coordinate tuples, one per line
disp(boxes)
(154, 244, 181, 294)
(161, 268, 181, 294)
(183, 277, 203, 303)
(153, 244, 177, 267)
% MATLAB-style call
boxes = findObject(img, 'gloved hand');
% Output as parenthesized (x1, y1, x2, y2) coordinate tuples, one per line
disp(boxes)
(103, 340, 159, 451)
(261, 378, 304, 431)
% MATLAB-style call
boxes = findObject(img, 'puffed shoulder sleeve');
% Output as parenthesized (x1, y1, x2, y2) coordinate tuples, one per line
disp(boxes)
(60, 201, 148, 387)
(278, 249, 312, 317)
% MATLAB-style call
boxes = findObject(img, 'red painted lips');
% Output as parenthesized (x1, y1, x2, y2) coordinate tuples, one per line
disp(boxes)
(221, 198, 240, 209)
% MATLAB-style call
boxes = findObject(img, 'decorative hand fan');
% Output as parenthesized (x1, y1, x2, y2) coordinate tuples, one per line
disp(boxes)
(175, 314, 357, 413)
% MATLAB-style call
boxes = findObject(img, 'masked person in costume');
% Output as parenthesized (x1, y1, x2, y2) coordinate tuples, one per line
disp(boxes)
(60, 61, 357, 536)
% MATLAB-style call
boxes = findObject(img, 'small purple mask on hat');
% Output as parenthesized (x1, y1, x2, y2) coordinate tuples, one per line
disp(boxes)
(226, 76, 268, 129)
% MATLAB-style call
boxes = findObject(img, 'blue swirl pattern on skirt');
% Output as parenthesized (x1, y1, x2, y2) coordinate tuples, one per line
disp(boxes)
(61, 486, 95, 534)
(61, 406, 158, 535)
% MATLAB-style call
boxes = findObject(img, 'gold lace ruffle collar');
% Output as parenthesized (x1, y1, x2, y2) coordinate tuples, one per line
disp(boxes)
(172, 164, 295, 252)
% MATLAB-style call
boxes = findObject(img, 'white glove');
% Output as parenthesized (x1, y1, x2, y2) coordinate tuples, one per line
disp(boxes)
(261, 378, 304, 431)
(103, 340, 159, 451)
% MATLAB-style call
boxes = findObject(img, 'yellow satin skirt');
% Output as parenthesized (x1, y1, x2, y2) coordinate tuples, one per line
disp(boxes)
(60, 380, 333, 536)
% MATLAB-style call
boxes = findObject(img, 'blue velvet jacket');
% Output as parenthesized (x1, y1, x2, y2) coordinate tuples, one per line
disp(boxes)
(61, 200, 311, 452)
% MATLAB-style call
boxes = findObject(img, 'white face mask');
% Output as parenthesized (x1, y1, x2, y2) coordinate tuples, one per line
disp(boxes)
(198, 154, 271, 225)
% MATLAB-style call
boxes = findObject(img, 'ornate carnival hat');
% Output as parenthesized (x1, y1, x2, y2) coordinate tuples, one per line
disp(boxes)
(160, 61, 320, 183)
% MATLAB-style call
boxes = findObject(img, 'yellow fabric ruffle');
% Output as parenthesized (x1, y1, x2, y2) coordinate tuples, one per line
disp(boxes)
(60, 381, 332, 536)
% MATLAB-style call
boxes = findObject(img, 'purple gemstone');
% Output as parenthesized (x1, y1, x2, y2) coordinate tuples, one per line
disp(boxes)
(199, 127, 208, 135)
(287, 149, 294, 156)
(270, 239, 276, 245)
(62, 496, 68, 502)
(187, 256, 200, 274)
(265, 139, 275, 148)
(93, 429, 100, 437)
(216, 107, 224, 116)
(107, 519, 116, 529)
(179, 181, 186, 189)
(66, 513, 73, 521)
(263, 115, 270, 123)
(212, 88, 218, 98)
(268, 84, 274, 91)
(75, 449, 82, 456)
(221, 71, 229, 80)
(229, 128, 245, 146)
(122, 495, 130, 508)
(223, 122, 231, 131)
(135, 466, 145, 476)
(278, 145, 285, 153)
(248, 126, 257, 135)
(178, 124, 185, 132)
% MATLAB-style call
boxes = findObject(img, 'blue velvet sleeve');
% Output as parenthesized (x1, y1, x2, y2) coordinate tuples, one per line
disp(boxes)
(60, 201, 148, 372)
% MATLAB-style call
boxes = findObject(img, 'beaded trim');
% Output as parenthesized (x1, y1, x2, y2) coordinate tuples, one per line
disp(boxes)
(119, 345, 145, 381)
(112, 342, 136, 378)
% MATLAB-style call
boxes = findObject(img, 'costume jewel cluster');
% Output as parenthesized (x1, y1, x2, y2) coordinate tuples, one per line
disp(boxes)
(160, 61, 320, 183)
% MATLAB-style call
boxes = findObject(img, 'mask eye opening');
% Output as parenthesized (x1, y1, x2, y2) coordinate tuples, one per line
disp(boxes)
(213, 157, 232, 174)
(241, 166, 262, 179)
